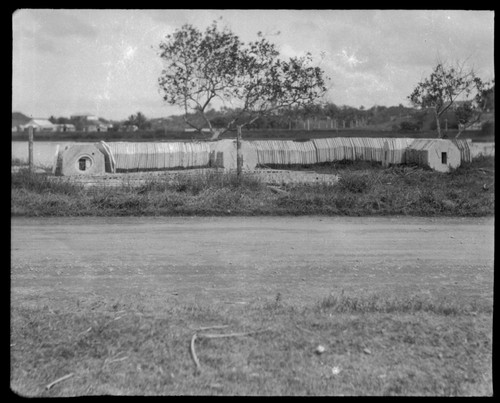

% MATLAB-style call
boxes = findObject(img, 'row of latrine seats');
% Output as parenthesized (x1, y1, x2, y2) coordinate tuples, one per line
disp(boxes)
(250, 138, 416, 166)
(101, 138, 476, 171)
(311, 137, 414, 164)
(105, 142, 212, 171)
(250, 140, 318, 166)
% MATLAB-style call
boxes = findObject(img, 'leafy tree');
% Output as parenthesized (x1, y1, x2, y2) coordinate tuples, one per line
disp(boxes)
(454, 84, 495, 137)
(157, 20, 328, 174)
(323, 102, 340, 118)
(126, 112, 151, 130)
(408, 61, 492, 138)
(482, 85, 495, 111)
(209, 115, 229, 129)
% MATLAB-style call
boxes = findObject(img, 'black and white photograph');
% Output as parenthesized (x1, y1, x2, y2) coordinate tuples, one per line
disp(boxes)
(11, 9, 494, 396)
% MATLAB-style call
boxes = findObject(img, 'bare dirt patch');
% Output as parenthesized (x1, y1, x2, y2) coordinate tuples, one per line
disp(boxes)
(11, 216, 494, 308)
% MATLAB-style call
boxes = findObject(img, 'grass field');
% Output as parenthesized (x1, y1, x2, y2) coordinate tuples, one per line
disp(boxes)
(11, 281, 493, 396)
(11, 156, 495, 217)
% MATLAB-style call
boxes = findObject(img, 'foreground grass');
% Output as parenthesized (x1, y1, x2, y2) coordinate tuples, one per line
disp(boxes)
(11, 157, 494, 217)
(10, 292, 492, 396)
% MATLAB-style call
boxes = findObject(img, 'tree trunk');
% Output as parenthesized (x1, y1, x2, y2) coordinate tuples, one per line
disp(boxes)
(435, 111, 442, 138)
(209, 128, 223, 141)
(236, 125, 242, 176)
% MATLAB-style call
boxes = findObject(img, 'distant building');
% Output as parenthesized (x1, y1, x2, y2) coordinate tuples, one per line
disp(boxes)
(20, 118, 57, 132)
(70, 114, 99, 122)
(458, 122, 483, 131)
(82, 123, 111, 132)
(55, 124, 76, 132)
(70, 114, 112, 131)
(12, 112, 31, 131)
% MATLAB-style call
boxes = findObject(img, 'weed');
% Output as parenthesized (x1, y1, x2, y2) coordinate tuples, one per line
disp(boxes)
(12, 158, 25, 166)
(315, 293, 492, 315)
(337, 172, 372, 193)
(11, 157, 495, 217)
(11, 169, 84, 195)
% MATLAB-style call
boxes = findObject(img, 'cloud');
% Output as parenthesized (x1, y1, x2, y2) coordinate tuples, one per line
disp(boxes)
(32, 9, 98, 38)
(12, 9, 494, 120)
(13, 10, 99, 56)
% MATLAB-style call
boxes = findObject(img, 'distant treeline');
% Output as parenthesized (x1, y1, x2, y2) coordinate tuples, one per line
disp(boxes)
(33, 100, 494, 134)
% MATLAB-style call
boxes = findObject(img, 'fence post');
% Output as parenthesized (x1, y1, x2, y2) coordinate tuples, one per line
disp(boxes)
(28, 126, 34, 172)
(236, 125, 242, 176)
(382, 141, 390, 168)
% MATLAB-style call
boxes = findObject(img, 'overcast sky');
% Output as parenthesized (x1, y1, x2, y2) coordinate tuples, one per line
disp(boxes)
(12, 9, 494, 121)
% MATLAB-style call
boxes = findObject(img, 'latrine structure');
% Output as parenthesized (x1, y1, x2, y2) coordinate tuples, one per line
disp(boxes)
(250, 140, 317, 166)
(53, 137, 471, 176)
(405, 139, 462, 172)
(311, 137, 413, 165)
(106, 142, 212, 171)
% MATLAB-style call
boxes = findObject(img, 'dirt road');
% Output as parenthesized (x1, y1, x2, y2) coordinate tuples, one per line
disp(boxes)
(11, 216, 494, 307)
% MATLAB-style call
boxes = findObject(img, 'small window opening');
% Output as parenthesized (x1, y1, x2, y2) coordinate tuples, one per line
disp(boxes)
(78, 157, 92, 171)
(441, 152, 447, 164)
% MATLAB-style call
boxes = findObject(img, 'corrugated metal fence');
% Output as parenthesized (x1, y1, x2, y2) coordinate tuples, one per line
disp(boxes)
(251, 138, 415, 166)
(101, 138, 475, 172)
(105, 142, 211, 171)
(451, 139, 473, 163)
(250, 140, 318, 166)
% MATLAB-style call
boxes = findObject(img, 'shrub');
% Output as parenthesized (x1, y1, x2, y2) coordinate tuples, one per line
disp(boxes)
(481, 121, 494, 136)
(337, 172, 372, 193)
(11, 169, 84, 195)
(400, 121, 420, 131)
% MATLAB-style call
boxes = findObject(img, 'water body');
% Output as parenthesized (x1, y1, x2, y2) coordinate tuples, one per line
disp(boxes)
(11, 141, 93, 168)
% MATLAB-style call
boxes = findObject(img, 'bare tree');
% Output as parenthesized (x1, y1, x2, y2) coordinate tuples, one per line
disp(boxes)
(408, 60, 492, 138)
(157, 20, 328, 174)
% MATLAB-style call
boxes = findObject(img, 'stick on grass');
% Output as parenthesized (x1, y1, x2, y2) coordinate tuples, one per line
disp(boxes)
(190, 329, 271, 373)
(190, 334, 201, 373)
(195, 325, 230, 331)
(45, 373, 74, 390)
(198, 329, 270, 339)
(294, 323, 317, 335)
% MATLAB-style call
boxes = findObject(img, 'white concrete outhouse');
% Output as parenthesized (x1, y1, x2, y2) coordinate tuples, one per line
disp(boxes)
(209, 140, 258, 171)
(405, 139, 461, 172)
(56, 144, 107, 176)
